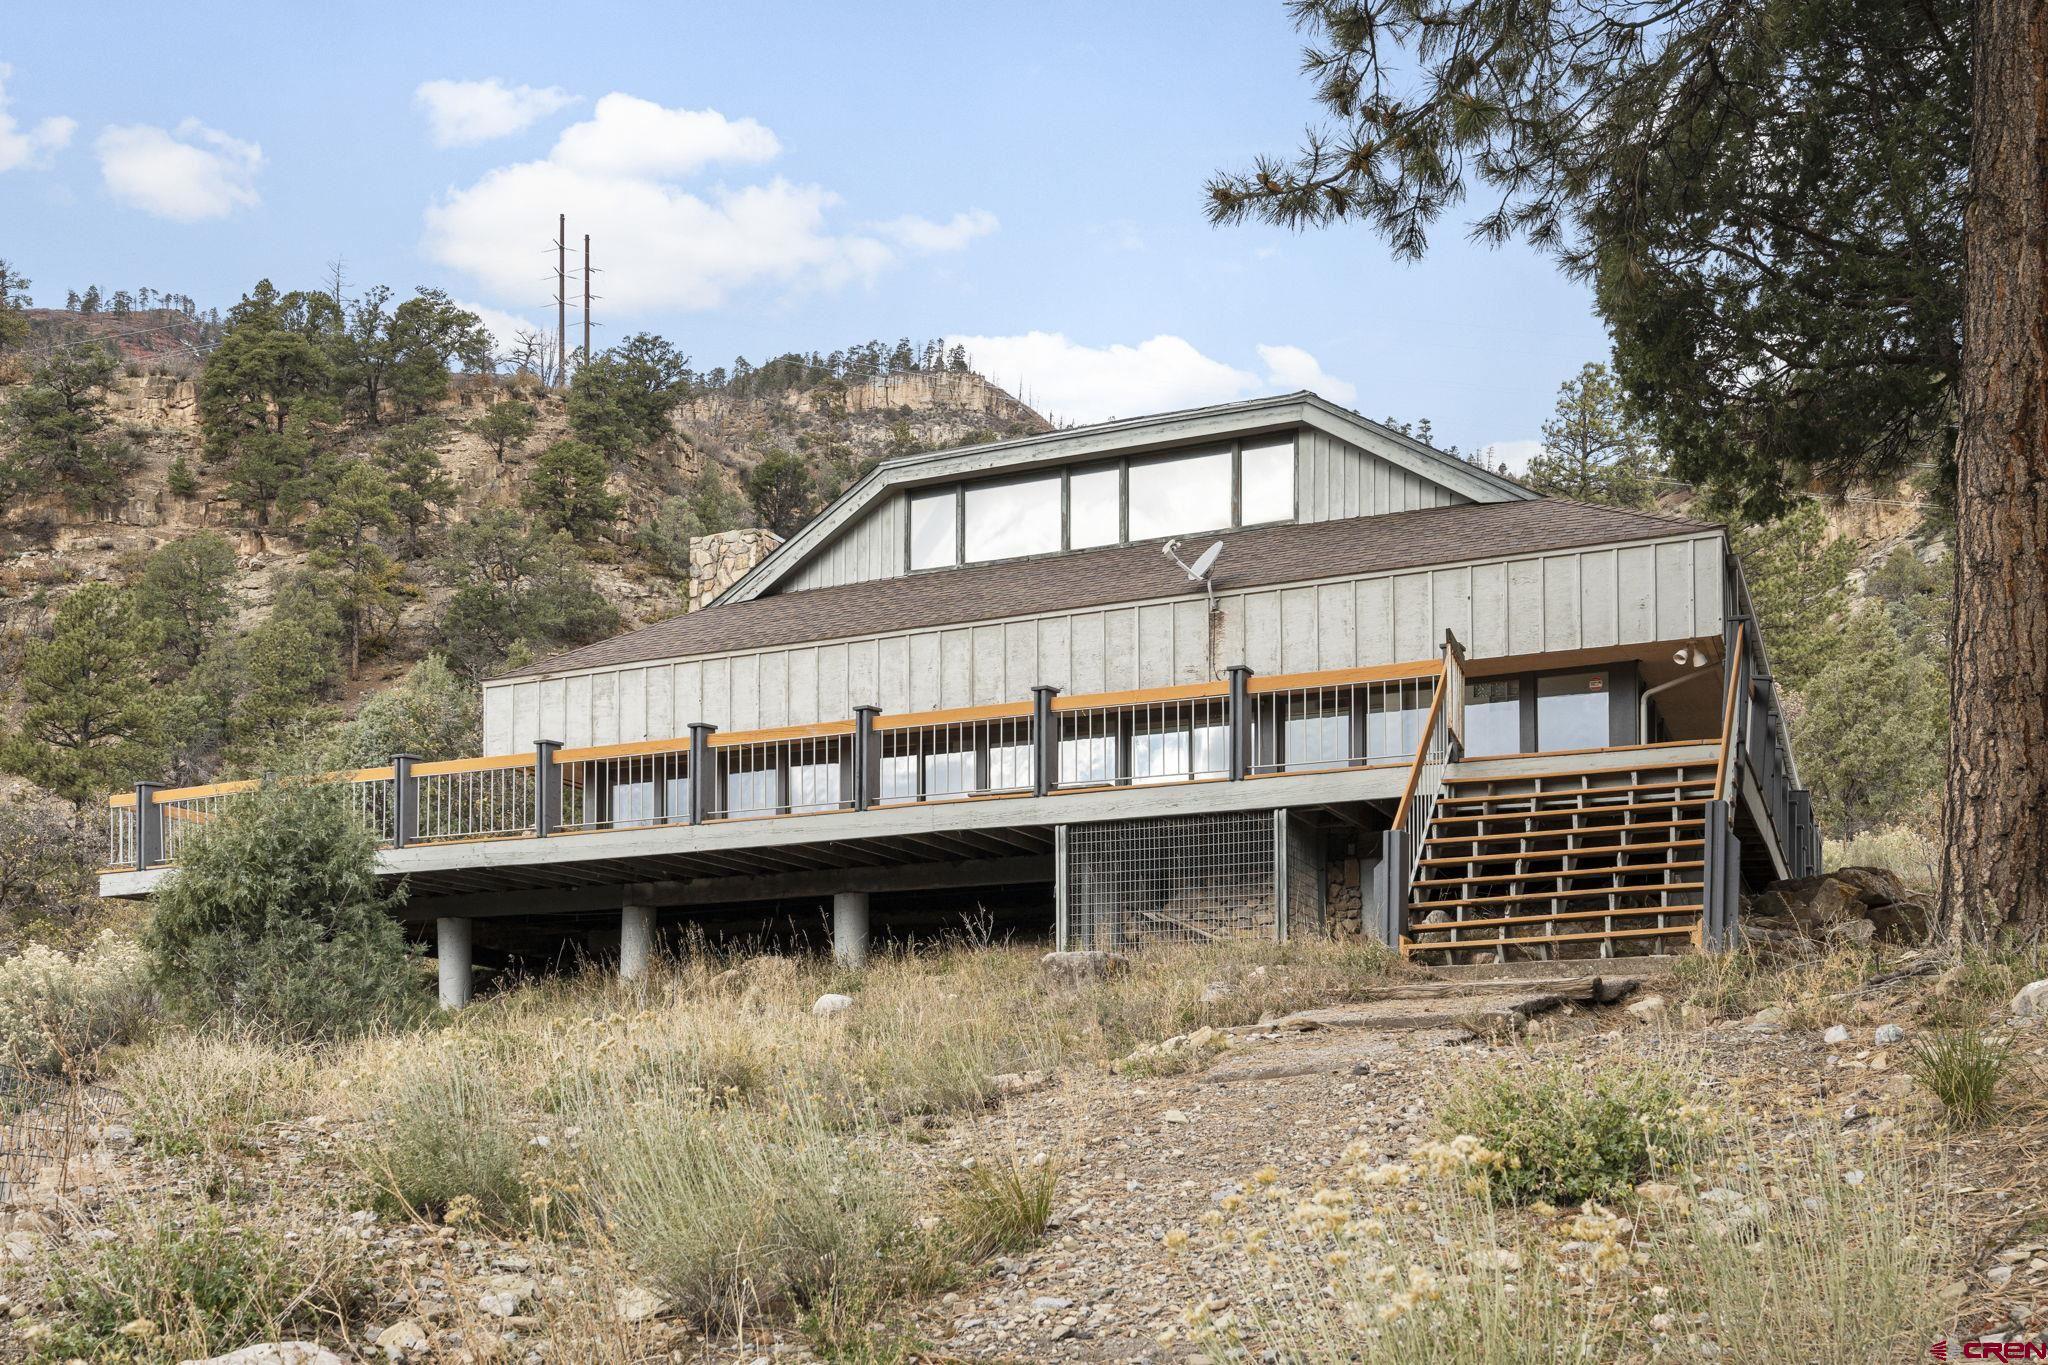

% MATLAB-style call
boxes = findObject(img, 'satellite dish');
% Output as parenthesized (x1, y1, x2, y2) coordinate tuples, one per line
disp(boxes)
(1189, 541, 1224, 580)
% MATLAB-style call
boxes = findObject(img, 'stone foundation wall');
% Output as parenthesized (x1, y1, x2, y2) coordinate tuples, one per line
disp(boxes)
(1325, 834, 1366, 938)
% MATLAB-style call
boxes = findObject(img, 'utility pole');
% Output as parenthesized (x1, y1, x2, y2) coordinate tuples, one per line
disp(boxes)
(582, 233, 592, 367)
(555, 213, 567, 387)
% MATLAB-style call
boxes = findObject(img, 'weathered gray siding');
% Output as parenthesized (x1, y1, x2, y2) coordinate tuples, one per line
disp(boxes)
(1297, 428, 1465, 521)
(481, 532, 1725, 754)
(782, 494, 906, 591)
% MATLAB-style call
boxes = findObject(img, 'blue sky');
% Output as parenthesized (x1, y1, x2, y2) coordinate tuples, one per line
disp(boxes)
(0, 1, 1607, 462)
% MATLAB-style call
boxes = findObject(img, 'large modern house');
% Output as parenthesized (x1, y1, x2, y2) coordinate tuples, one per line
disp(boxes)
(100, 393, 1815, 1005)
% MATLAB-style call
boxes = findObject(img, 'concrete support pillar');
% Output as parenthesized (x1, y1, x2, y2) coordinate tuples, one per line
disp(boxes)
(832, 891, 870, 969)
(436, 916, 473, 1010)
(620, 904, 655, 981)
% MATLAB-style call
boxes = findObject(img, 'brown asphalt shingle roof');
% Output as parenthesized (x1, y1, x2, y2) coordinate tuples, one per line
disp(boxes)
(492, 499, 1716, 681)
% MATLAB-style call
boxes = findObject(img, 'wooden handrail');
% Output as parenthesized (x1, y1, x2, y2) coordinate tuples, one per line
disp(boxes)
(411, 753, 538, 778)
(1711, 626, 1747, 802)
(1389, 666, 1451, 834)
(707, 719, 858, 747)
(1246, 658, 1440, 694)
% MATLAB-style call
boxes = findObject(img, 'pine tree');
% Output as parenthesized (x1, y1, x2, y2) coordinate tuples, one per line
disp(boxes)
(1525, 364, 1664, 508)
(1799, 608, 1948, 836)
(134, 533, 239, 672)
(745, 449, 818, 536)
(304, 462, 405, 674)
(0, 346, 135, 513)
(522, 440, 621, 541)
(469, 400, 536, 463)
(0, 584, 163, 805)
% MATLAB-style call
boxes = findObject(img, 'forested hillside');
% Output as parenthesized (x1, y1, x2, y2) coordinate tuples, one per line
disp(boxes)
(0, 263, 1046, 892)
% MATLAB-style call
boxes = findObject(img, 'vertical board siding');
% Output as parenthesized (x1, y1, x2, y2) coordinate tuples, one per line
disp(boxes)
(1298, 429, 1469, 522)
(782, 495, 907, 592)
(478, 533, 1725, 751)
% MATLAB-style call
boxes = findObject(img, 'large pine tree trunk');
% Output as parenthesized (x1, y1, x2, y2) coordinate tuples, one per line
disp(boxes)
(1943, 0, 2048, 940)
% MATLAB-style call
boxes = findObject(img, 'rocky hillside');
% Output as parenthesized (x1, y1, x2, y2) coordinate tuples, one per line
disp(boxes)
(0, 364, 1048, 711)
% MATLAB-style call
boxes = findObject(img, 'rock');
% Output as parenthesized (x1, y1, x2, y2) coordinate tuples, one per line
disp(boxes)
(99, 1123, 134, 1149)
(1455, 1008, 1527, 1040)
(1823, 1024, 1851, 1045)
(1746, 868, 1931, 947)
(188, 1346, 345, 1365)
(1874, 1023, 1905, 1046)
(1625, 994, 1668, 1021)
(374, 1320, 429, 1358)
(476, 1273, 535, 1318)
(1745, 1006, 1788, 1032)
(614, 1285, 666, 1323)
(2013, 980, 2048, 1019)
(1162, 1108, 1190, 1125)
(811, 993, 855, 1017)
(991, 1070, 1050, 1096)
(1040, 950, 1132, 985)
(1032, 1296, 1075, 1312)
(1823, 918, 1876, 945)
(2, 1231, 36, 1262)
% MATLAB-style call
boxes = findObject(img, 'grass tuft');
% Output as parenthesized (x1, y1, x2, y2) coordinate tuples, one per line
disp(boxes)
(1906, 1028, 2014, 1124)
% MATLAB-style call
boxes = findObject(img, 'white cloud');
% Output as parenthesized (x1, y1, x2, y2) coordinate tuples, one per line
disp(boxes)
(424, 93, 985, 312)
(1480, 438, 1542, 474)
(414, 78, 578, 148)
(1256, 343, 1357, 405)
(0, 65, 74, 172)
(96, 118, 261, 221)
(870, 209, 998, 253)
(946, 332, 1262, 424)
(550, 93, 777, 175)
(456, 300, 550, 357)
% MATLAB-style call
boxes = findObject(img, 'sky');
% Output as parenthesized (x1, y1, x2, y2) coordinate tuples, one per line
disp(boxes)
(0, 1, 1611, 466)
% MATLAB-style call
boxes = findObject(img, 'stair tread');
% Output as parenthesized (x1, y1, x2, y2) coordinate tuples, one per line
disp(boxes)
(1444, 758, 1718, 785)
(1407, 882, 1706, 910)
(1410, 862, 1706, 891)
(1430, 799, 1712, 825)
(1434, 779, 1717, 808)
(1403, 923, 1699, 953)
(1408, 903, 1705, 933)
(1416, 838, 1705, 868)
(1424, 818, 1704, 846)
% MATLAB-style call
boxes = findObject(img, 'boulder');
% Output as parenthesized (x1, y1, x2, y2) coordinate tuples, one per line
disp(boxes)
(1625, 994, 1668, 1022)
(374, 1320, 428, 1358)
(188, 1347, 345, 1365)
(1874, 1023, 1905, 1046)
(811, 993, 855, 1017)
(2012, 980, 2048, 1019)
(1743, 867, 1931, 950)
(1040, 950, 1132, 985)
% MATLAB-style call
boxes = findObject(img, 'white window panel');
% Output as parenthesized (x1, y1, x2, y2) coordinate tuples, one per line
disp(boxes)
(1128, 448, 1231, 540)
(909, 488, 958, 569)
(1240, 438, 1295, 524)
(964, 474, 1061, 562)
(1068, 465, 1120, 548)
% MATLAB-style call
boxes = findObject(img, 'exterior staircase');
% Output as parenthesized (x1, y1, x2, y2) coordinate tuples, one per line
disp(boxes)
(1400, 754, 1719, 964)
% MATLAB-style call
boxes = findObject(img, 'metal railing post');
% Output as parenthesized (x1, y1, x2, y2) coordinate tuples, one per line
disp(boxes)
(534, 739, 562, 837)
(391, 754, 419, 849)
(133, 782, 163, 871)
(1373, 827, 1408, 948)
(687, 723, 717, 824)
(1702, 799, 1738, 950)
(1226, 664, 1253, 781)
(852, 706, 881, 811)
(1031, 685, 1060, 797)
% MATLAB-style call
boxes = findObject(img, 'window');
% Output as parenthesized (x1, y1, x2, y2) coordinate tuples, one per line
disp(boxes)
(1365, 682, 1434, 760)
(922, 748, 975, 799)
(878, 753, 919, 804)
(787, 762, 842, 814)
(909, 488, 957, 570)
(1537, 671, 1609, 750)
(1128, 448, 1232, 540)
(988, 741, 1034, 792)
(1068, 465, 1120, 548)
(1240, 438, 1295, 524)
(723, 766, 778, 819)
(1464, 679, 1523, 757)
(1284, 708, 1352, 772)
(964, 474, 1061, 562)
(611, 780, 657, 828)
(1059, 733, 1117, 788)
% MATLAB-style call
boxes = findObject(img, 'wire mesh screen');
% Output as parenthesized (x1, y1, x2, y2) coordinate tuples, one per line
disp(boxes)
(1064, 811, 1278, 952)
(1284, 813, 1328, 938)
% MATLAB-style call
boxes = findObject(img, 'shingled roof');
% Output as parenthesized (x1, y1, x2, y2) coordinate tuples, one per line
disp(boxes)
(492, 499, 1716, 681)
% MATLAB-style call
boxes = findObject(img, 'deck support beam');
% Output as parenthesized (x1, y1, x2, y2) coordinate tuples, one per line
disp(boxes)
(832, 891, 869, 969)
(620, 904, 655, 981)
(436, 916, 473, 1009)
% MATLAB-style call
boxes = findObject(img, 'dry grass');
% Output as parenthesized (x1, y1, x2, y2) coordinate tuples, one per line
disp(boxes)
(1182, 1101, 1950, 1363)
(117, 1031, 317, 1159)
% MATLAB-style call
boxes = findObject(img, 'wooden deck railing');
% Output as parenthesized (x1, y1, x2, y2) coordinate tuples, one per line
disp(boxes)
(104, 658, 1446, 873)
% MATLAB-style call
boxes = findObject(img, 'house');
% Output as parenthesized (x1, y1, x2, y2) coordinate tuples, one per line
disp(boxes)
(99, 392, 1815, 1005)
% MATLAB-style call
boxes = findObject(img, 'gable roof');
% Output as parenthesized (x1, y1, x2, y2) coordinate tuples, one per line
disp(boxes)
(492, 498, 1714, 683)
(715, 390, 1538, 605)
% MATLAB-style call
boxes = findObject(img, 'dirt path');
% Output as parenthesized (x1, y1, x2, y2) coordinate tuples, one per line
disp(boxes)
(906, 977, 1653, 1361)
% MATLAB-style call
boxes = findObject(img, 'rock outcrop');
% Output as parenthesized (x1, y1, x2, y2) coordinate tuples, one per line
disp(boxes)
(1742, 866, 1931, 954)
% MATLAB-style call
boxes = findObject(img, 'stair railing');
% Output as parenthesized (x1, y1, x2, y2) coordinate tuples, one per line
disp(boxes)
(1375, 633, 1464, 944)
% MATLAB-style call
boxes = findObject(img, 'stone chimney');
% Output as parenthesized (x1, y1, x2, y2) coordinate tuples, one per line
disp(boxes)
(687, 527, 782, 611)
